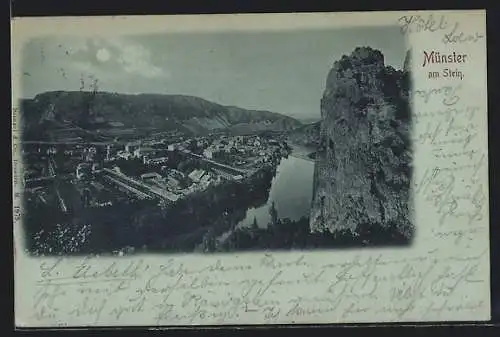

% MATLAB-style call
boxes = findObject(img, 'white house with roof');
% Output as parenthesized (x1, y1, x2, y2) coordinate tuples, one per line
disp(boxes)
(147, 157, 168, 165)
(134, 147, 155, 159)
(200, 173, 212, 186)
(167, 176, 180, 189)
(125, 141, 141, 153)
(188, 169, 206, 183)
(140, 172, 162, 181)
(117, 151, 132, 160)
(203, 148, 214, 159)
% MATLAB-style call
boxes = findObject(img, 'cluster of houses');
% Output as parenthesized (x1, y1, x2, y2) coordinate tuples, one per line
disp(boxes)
(24, 132, 290, 216)
(110, 135, 274, 165)
(69, 139, 242, 202)
(138, 166, 222, 197)
(140, 169, 185, 193)
(113, 142, 169, 165)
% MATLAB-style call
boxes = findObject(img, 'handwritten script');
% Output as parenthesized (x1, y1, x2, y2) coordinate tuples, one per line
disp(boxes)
(412, 82, 487, 244)
(13, 10, 490, 327)
(29, 249, 488, 326)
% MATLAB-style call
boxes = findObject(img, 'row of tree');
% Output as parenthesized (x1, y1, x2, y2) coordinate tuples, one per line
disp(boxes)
(203, 200, 412, 253)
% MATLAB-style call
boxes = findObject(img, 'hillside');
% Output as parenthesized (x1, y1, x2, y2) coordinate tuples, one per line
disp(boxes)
(287, 121, 321, 147)
(19, 91, 303, 141)
(309, 46, 413, 241)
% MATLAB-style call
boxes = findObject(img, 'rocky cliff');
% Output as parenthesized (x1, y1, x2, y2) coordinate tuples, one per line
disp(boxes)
(309, 47, 413, 241)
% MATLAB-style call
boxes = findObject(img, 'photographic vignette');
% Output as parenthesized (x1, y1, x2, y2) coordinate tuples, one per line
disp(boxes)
(16, 25, 414, 257)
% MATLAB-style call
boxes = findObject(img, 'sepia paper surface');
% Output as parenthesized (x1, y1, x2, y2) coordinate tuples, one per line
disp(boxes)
(12, 10, 489, 327)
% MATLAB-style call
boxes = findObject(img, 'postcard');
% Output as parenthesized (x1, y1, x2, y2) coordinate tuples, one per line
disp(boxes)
(11, 10, 490, 327)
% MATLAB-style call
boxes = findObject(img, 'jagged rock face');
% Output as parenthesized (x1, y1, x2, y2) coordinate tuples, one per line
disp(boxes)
(309, 46, 413, 239)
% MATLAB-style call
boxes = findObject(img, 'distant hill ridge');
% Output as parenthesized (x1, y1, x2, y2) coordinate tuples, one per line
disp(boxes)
(20, 91, 303, 140)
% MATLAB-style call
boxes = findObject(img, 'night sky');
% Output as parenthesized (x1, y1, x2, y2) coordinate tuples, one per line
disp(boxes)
(21, 26, 406, 120)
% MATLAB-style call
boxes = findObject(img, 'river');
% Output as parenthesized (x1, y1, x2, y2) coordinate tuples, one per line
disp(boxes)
(237, 144, 316, 229)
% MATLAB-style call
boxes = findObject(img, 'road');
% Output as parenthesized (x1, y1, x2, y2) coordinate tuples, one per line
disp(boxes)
(54, 180, 68, 213)
(102, 175, 153, 200)
(103, 168, 179, 202)
(49, 157, 68, 213)
(182, 151, 248, 176)
(25, 174, 72, 184)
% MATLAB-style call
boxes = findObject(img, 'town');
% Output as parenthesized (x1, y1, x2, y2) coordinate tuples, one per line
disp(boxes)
(22, 133, 291, 216)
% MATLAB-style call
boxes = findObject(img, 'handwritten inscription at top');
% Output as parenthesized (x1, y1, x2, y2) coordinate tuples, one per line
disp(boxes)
(397, 14, 485, 45)
(442, 22, 485, 45)
(398, 14, 449, 35)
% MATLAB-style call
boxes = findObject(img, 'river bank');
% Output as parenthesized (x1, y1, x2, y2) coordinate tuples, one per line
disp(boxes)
(214, 152, 315, 248)
(288, 143, 317, 162)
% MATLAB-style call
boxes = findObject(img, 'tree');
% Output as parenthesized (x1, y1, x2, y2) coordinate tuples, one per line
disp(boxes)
(187, 140, 198, 153)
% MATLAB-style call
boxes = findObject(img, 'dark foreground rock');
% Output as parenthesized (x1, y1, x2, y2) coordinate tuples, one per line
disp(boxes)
(309, 47, 414, 241)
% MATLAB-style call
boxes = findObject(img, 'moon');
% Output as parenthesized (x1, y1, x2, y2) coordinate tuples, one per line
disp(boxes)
(96, 48, 111, 62)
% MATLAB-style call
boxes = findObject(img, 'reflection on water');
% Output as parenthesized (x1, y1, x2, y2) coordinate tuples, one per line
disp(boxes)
(26, 146, 316, 255)
(238, 153, 315, 229)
